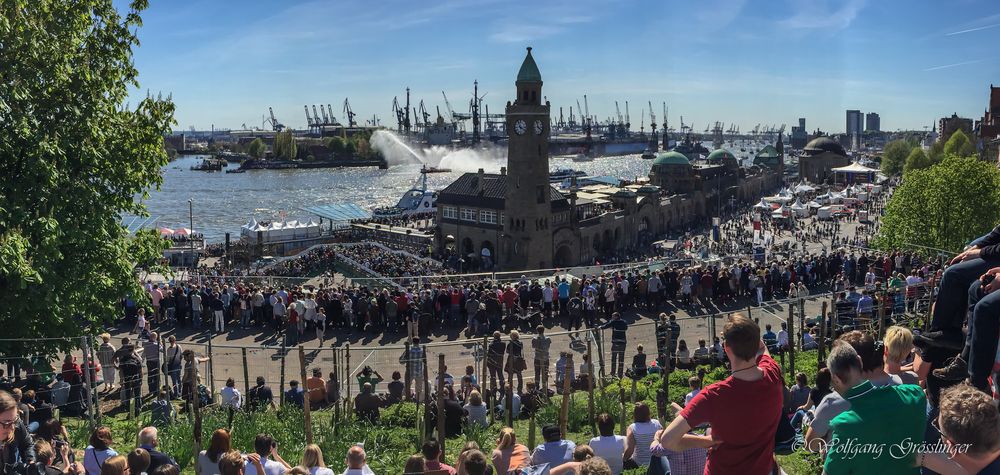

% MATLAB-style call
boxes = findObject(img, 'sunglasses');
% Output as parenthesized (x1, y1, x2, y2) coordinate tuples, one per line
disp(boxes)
(0, 419, 18, 429)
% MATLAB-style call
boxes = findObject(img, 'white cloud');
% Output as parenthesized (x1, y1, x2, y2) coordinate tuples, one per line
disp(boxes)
(779, 0, 867, 30)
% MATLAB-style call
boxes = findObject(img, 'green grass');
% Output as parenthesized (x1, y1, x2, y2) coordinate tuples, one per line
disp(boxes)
(70, 350, 829, 474)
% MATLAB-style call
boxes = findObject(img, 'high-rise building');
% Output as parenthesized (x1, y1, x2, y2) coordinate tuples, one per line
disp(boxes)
(790, 118, 808, 149)
(865, 112, 880, 132)
(846, 110, 863, 136)
(938, 113, 973, 143)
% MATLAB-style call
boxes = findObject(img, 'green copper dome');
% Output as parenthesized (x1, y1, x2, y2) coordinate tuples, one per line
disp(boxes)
(706, 149, 736, 162)
(517, 47, 542, 82)
(756, 144, 780, 159)
(652, 151, 691, 166)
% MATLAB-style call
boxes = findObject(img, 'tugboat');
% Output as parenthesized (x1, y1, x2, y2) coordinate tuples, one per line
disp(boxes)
(372, 166, 438, 219)
(641, 148, 656, 159)
(190, 158, 225, 171)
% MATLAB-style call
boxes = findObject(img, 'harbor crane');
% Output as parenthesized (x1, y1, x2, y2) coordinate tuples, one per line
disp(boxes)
(343, 99, 357, 127)
(441, 91, 457, 126)
(303, 105, 313, 126)
(392, 97, 405, 133)
(418, 100, 431, 127)
(615, 101, 623, 125)
(267, 107, 285, 131)
(640, 107, 645, 134)
(568, 106, 576, 128)
(583, 95, 591, 128)
(312, 105, 322, 126)
(625, 101, 631, 130)
(319, 104, 330, 124)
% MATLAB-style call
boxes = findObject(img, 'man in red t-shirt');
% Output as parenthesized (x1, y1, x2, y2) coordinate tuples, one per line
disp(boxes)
(659, 314, 783, 475)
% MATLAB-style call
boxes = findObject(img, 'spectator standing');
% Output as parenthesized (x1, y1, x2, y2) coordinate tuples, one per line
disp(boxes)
(142, 332, 161, 396)
(658, 314, 783, 475)
(601, 313, 628, 378)
(95, 334, 117, 393)
(486, 332, 506, 393)
(505, 331, 525, 394)
(164, 336, 183, 399)
(531, 326, 551, 390)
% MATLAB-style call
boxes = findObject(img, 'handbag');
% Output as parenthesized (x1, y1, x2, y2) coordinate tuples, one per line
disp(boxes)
(514, 356, 528, 372)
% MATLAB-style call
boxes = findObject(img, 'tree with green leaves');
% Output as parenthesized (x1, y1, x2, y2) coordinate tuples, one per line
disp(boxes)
(0, 0, 172, 354)
(273, 129, 297, 160)
(325, 136, 346, 157)
(903, 148, 932, 173)
(943, 129, 977, 158)
(880, 140, 912, 176)
(344, 141, 357, 158)
(247, 138, 266, 159)
(875, 156, 1000, 255)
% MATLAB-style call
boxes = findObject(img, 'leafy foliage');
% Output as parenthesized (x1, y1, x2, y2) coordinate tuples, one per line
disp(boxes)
(273, 130, 297, 160)
(880, 140, 912, 176)
(943, 129, 976, 158)
(247, 138, 266, 159)
(0, 0, 173, 354)
(876, 155, 1000, 255)
(902, 148, 931, 173)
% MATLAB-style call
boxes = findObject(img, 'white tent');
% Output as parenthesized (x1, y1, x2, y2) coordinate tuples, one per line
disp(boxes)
(807, 200, 822, 208)
(772, 206, 789, 219)
(793, 182, 816, 195)
(789, 199, 809, 217)
(754, 199, 772, 210)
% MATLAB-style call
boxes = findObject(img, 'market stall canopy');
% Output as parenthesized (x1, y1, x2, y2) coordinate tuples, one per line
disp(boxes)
(831, 162, 879, 174)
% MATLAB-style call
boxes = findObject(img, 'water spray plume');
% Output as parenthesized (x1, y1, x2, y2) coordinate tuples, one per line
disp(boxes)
(371, 130, 506, 173)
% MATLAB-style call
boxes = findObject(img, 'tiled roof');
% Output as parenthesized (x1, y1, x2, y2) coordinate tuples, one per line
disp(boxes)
(437, 173, 568, 210)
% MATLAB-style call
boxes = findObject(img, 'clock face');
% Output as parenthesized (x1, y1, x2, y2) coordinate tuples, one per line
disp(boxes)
(533, 120, 544, 135)
(514, 119, 527, 135)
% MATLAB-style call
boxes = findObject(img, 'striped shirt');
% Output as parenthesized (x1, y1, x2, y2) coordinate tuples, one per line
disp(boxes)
(628, 420, 662, 466)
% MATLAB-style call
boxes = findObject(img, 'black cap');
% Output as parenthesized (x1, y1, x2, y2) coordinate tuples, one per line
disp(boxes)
(542, 424, 561, 441)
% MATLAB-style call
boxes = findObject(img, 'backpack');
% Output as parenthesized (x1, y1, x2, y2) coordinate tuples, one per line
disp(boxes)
(119, 352, 142, 383)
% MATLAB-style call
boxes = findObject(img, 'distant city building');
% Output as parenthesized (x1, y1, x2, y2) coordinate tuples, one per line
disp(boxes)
(434, 48, 783, 271)
(977, 85, 1000, 165)
(937, 113, 973, 143)
(865, 112, 880, 132)
(846, 110, 863, 137)
(799, 136, 851, 184)
(790, 118, 808, 149)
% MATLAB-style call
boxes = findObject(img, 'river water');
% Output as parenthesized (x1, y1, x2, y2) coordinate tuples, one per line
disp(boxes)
(141, 148, 662, 242)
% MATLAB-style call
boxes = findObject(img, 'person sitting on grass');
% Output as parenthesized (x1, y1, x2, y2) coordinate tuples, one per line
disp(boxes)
(341, 445, 375, 475)
(920, 383, 1000, 474)
(422, 439, 457, 475)
(219, 450, 266, 475)
(491, 427, 529, 475)
(300, 444, 334, 475)
(588, 414, 625, 475)
(98, 455, 127, 475)
(549, 445, 595, 475)
(244, 434, 291, 475)
(458, 449, 488, 475)
(284, 380, 304, 409)
(137, 427, 178, 473)
(34, 439, 83, 475)
(531, 424, 577, 468)
(126, 448, 150, 475)
(354, 383, 380, 423)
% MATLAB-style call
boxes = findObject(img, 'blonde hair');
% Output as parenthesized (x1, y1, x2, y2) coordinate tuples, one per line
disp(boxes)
(100, 333, 112, 343)
(496, 427, 517, 449)
(301, 444, 325, 469)
(287, 467, 310, 475)
(884, 326, 913, 363)
(510, 330, 519, 340)
(100, 455, 128, 475)
(469, 390, 483, 405)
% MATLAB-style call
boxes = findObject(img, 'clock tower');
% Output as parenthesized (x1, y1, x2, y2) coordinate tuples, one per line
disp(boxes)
(503, 47, 553, 270)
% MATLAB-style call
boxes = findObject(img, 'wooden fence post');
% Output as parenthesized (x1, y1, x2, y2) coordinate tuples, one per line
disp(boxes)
(190, 352, 202, 463)
(587, 336, 596, 436)
(437, 354, 446, 448)
(298, 346, 314, 444)
(207, 333, 216, 397)
(279, 343, 287, 405)
(422, 347, 431, 441)
(786, 305, 796, 383)
(80, 336, 95, 431)
(618, 382, 627, 435)
(404, 342, 412, 402)
(505, 384, 514, 429)
(345, 343, 352, 403)
(332, 345, 340, 432)
(241, 348, 250, 399)
(528, 413, 537, 451)
(560, 354, 572, 437)
(831, 295, 839, 340)
(819, 301, 828, 364)
(798, 298, 806, 350)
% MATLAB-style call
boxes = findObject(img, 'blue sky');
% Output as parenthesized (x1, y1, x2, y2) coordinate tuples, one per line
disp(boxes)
(128, 0, 1000, 134)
